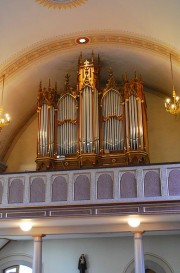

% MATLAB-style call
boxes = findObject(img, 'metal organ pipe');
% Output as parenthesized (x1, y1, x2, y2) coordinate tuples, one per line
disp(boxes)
(115, 93, 118, 150)
(39, 107, 42, 156)
(125, 99, 130, 151)
(97, 90, 99, 152)
(130, 95, 135, 149)
(127, 94, 140, 151)
(41, 105, 45, 156)
(102, 90, 124, 152)
(111, 91, 114, 150)
(109, 92, 113, 150)
(37, 108, 41, 157)
(93, 89, 96, 152)
(81, 86, 96, 153)
(107, 93, 110, 150)
(82, 91, 86, 152)
(44, 107, 47, 156)
(42, 104, 48, 156)
(129, 96, 133, 149)
(89, 87, 93, 152)
(57, 95, 77, 155)
(112, 92, 114, 150)
(42, 104, 45, 156)
(134, 96, 139, 149)
(49, 106, 54, 157)
(65, 96, 67, 153)
(93, 89, 99, 153)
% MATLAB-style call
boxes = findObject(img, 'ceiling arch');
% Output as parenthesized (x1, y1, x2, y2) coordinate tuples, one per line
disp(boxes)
(1, 31, 180, 82)
(1, 31, 180, 162)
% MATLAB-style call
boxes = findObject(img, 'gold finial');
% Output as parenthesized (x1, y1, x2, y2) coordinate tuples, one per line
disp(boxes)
(79, 52, 83, 65)
(64, 74, 71, 93)
(103, 67, 118, 92)
(134, 71, 137, 80)
(84, 59, 89, 67)
(39, 81, 42, 91)
(48, 79, 51, 89)
(125, 72, 128, 81)
(65, 74, 70, 85)
(109, 67, 113, 77)
(98, 54, 100, 65)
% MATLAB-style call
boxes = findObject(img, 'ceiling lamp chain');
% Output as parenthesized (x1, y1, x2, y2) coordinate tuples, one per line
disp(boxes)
(0, 74, 10, 131)
(165, 54, 180, 115)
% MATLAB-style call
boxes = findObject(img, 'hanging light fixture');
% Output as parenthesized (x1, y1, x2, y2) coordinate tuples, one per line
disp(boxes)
(0, 74, 10, 131)
(165, 54, 180, 115)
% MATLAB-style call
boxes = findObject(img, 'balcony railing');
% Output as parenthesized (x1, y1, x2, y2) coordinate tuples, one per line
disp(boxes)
(0, 162, 180, 219)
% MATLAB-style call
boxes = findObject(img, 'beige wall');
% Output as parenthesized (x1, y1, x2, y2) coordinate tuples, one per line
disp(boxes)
(5, 91, 180, 172)
(5, 116, 37, 172)
(145, 91, 180, 163)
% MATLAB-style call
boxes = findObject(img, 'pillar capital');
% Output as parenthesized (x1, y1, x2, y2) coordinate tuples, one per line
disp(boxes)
(133, 231, 144, 238)
(32, 234, 46, 239)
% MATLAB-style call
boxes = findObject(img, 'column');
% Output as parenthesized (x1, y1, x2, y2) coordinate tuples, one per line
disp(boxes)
(32, 235, 44, 273)
(134, 232, 145, 273)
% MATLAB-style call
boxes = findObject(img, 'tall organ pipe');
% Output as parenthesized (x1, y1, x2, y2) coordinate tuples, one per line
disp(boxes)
(138, 100, 143, 149)
(134, 96, 138, 149)
(125, 100, 130, 151)
(57, 95, 77, 155)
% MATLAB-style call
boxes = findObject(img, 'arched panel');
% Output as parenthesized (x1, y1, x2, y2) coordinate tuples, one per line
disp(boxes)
(57, 94, 77, 155)
(168, 169, 180, 196)
(74, 175, 90, 200)
(120, 172, 137, 198)
(52, 176, 67, 201)
(30, 178, 45, 202)
(97, 174, 113, 199)
(144, 171, 161, 197)
(9, 179, 24, 204)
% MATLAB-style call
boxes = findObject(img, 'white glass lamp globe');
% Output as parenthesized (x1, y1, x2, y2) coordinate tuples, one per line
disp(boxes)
(19, 222, 32, 232)
(128, 218, 141, 228)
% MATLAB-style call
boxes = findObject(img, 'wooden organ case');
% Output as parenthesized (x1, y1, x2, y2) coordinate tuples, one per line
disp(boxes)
(36, 53, 149, 171)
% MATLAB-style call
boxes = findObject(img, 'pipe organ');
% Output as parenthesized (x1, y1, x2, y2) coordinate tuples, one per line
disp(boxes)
(36, 54, 149, 171)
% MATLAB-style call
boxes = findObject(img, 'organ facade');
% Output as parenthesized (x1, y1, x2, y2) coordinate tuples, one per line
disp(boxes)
(36, 53, 149, 170)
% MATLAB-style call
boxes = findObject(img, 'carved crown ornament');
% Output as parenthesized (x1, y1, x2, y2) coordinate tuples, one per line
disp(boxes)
(35, 0, 87, 9)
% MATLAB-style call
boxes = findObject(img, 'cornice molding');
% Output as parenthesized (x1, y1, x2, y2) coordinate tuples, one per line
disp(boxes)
(0, 31, 180, 83)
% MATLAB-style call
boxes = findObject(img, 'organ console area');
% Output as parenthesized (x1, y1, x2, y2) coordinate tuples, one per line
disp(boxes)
(36, 53, 149, 171)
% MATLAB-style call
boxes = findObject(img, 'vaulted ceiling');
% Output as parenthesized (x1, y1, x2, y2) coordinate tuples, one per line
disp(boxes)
(1, 0, 180, 163)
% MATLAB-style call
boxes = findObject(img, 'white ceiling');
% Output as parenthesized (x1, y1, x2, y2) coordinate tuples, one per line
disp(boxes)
(1, 0, 180, 240)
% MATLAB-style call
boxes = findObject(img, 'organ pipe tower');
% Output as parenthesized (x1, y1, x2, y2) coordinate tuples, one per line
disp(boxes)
(36, 53, 149, 170)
